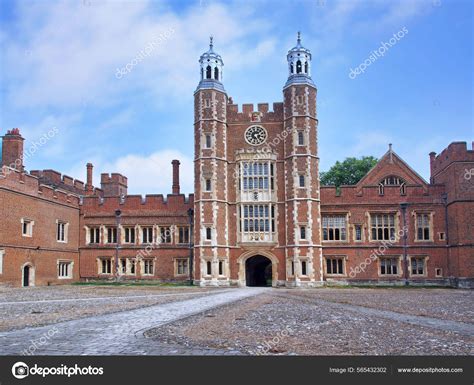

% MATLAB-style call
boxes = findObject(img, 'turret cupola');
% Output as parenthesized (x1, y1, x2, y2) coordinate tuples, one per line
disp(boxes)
(284, 32, 314, 88)
(196, 36, 225, 92)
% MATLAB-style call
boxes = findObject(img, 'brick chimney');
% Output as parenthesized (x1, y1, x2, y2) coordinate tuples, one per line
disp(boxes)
(86, 163, 94, 195)
(429, 151, 436, 184)
(172, 159, 180, 194)
(1, 128, 25, 171)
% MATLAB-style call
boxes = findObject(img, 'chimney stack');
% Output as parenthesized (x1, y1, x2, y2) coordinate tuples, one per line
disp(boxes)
(1, 128, 25, 172)
(172, 159, 180, 194)
(429, 151, 437, 184)
(86, 163, 94, 195)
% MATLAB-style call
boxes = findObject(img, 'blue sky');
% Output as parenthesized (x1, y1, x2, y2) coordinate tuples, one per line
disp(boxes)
(0, 0, 472, 194)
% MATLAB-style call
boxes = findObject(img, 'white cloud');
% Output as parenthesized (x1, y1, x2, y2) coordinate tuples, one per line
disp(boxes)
(67, 149, 194, 195)
(368, 0, 431, 30)
(20, 113, 83, 163)
(2, 0, 275, 109)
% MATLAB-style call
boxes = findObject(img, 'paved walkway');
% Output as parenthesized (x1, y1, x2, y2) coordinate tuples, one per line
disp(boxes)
(0, 288, 266, 355)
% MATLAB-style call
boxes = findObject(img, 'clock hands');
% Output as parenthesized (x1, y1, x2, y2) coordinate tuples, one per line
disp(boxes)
(245, 126, 266, 145)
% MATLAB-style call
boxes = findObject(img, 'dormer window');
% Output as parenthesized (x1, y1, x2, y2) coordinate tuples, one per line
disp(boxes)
(379, 175, 406, 196)
(382, 176, 404, 185)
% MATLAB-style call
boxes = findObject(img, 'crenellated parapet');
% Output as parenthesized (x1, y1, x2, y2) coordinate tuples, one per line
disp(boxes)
(227, 102, 284, 123)
(81, 193, 194, 215)
(30, 169, 97, 196)
(100, 173, 128, 197)
(0, 166, 80, 207)
(430, 141, 474, 179)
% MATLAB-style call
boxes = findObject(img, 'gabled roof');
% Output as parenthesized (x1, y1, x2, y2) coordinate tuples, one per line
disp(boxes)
(356, 144, 428, 189)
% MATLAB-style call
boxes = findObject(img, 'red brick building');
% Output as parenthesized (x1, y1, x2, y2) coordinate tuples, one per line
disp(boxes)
(0, 129, 81, 286)
(1, 36, 473, 288)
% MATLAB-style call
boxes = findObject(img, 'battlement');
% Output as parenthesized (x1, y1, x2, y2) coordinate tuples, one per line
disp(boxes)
(100, 173, 128, 185)
(100, 172, 128, 197)
(0, 166, 80, 206)
(30, 169, 89, 196)
(430, 141, 474, 178)
(81, 193, 194, 214)
(227, 101, 284, 123)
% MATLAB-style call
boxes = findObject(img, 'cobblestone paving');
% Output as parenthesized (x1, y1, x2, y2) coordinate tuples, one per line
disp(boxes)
(293, 288, 474, 324)
(2, 287, 472, 356)
(147, 289, 474, 355)
(276, 292, 474, 337)
(0, 288, 266, 355)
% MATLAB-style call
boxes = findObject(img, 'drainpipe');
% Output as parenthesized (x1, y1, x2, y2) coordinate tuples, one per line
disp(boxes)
(442, 193, 451, 281)
(400, 203, 409, 286)
(188, 208, 194, 286)
(115, 209, 122, 282)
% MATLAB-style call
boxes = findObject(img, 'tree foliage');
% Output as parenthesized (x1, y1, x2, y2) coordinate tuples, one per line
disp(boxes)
(320, 156, 378, 187)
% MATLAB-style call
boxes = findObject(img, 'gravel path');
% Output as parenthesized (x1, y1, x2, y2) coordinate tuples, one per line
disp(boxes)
(292, 288, 474, 324)
(276, 292, 474, 337)
(1, 287, 472, 356)
(147, 289, 474, 356)
(0, 288, 266, 355)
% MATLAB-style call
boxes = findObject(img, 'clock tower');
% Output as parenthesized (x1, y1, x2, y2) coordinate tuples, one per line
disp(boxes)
(194, 33, 322, 287)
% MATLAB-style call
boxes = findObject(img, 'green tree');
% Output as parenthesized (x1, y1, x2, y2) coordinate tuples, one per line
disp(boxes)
(320, 156, 378, 187)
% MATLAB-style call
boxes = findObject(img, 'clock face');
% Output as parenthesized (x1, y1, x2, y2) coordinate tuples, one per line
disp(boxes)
(245, 125, 267, 146)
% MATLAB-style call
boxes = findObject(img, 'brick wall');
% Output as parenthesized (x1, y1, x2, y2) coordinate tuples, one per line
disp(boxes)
(0, 167, 80, 286)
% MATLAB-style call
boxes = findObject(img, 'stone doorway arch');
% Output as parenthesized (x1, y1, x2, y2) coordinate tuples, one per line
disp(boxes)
(237, 251, 279, 287)
(21, 263, 35, 287)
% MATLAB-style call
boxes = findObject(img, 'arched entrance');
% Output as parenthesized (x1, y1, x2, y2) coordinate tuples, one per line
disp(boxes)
(245, 255, 272, 287)
(237, 251, 279, 287)
(22, 264, 34, 287)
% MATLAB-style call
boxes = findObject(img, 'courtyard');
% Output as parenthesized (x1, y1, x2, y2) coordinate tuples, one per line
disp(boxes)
(0, 285, 472, 355)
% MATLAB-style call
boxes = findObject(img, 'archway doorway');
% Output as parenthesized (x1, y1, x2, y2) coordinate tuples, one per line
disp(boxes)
(245, 255, 272, 287)
(22, 264, 34, 287)
(23, 265, 30, 287)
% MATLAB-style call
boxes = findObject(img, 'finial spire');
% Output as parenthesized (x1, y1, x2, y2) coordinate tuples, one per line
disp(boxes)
(209, 35, 213, 49)
(297, 31, 301, 45)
